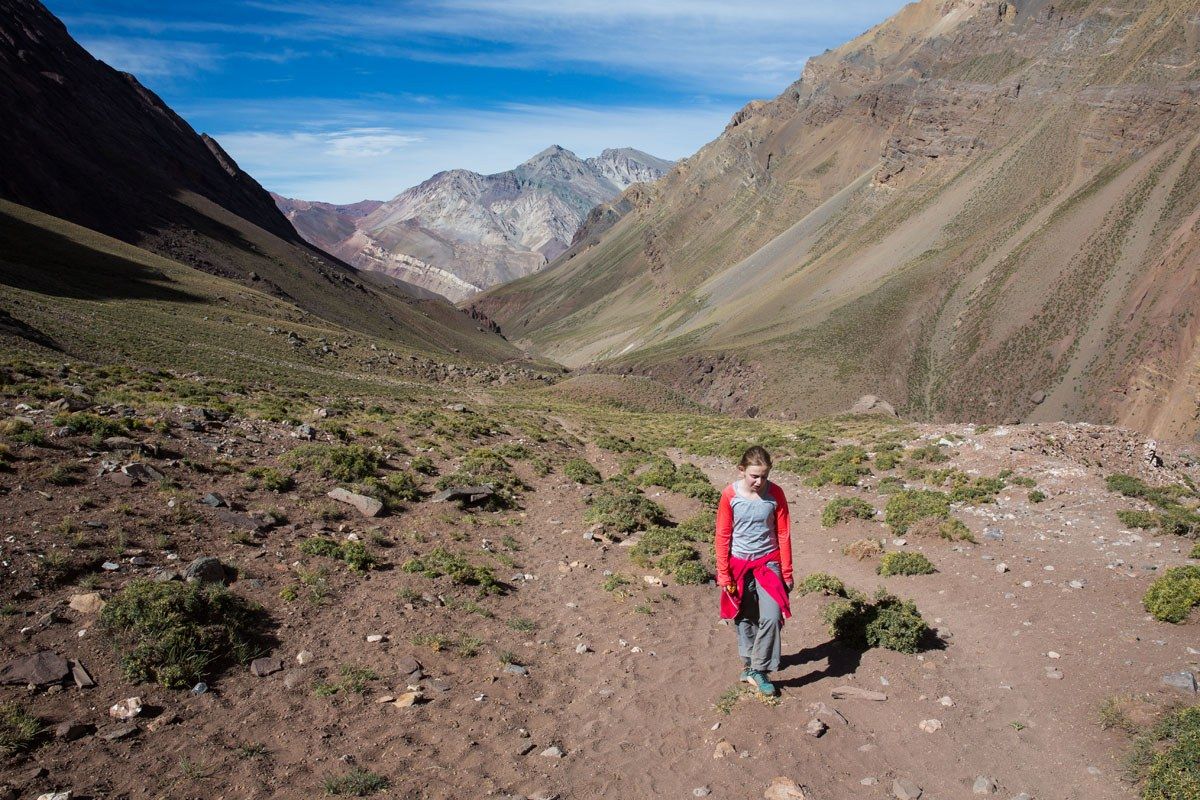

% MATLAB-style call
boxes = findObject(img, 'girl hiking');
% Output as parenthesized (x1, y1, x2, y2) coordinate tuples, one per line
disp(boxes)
(716, 446, 793, 696)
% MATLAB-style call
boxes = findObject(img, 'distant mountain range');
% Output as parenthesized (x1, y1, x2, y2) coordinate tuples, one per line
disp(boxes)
(475, 0, 1200, 438)
(275, 146, 673, 301)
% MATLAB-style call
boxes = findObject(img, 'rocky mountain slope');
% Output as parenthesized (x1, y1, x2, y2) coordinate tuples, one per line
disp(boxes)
(0, 0, 515, 360)
(279, 147, 673, 302)
(475, 0, 1200, 440)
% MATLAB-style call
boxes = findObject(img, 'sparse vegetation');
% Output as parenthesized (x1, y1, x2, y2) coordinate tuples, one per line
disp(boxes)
(402, 547, 502, 594)
(1107, 474, 1200, 538)
(1142, 566, 1200, 623)
(1029, 490, 1047, 503)
(797, 572, 846, 597)
(0, 703, 42, 754)
(822, 496, 875, 527)
(584, 479, 670, 533)
(821, 588, 930, 654)
(99, 579, 267, 688)
(563, 458, 602, 484)
(324, 769, 389, 796)
(435, 448, 527, 510)
(1126, 705, 1200, 800)
(885, 490, 950, 533)
(298, 536, 379, 572)
(877, 551, 935, 576)
(843, 538, 885, 560)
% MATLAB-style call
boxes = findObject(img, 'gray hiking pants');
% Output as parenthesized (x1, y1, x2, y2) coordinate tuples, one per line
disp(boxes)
(735, 561, 783, 673)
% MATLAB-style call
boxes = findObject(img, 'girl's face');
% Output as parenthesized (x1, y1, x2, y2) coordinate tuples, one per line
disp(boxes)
(740, 464, 770, 493)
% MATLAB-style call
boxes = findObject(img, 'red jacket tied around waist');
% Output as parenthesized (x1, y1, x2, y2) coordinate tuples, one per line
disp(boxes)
(715, 482, 793, 620)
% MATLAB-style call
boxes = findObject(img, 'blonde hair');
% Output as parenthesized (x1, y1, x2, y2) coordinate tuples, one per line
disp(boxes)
(738, 445, 772, 470)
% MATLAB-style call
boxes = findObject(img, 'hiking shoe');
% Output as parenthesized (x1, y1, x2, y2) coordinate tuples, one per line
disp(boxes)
(739, 667, 753, 683)
(742, 669, 776, 696)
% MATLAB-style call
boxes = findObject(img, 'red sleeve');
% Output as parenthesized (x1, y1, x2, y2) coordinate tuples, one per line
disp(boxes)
(715, 485, 734, 587)
(770, 483, 793, 585)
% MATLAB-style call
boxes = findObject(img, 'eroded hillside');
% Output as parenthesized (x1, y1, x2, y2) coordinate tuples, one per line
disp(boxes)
(475, 0, 1200, 440)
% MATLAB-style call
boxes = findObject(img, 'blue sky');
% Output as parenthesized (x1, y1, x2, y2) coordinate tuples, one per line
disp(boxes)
(49, 1, 904, 203)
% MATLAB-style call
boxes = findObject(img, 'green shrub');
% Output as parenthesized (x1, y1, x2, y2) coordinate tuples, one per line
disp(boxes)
(1119, 510, 1160, 529)
(563, 458, 602, 485)
(885, 490, 950, 533)
(877, 551, 935, 576)
(821, 589, 929, 654)
(877, 476, 904, 494)
(874, 449, 903, 470)
(1191, 543, 1200, 560)
(324, 769, 389, 796)
(1028, 490, 1047, 503)
(933, 518, 977, 542)
(673, 561, 710, 585)
(821, 497, 876, 527)
(357, 470, 421, 511)
(949, 476, 1007, 505)
(909, 444, 949, 463)
(410, 455, 437, 475)
(584, 481, 669, 533)
(798, 573, 846, 597)
(248, 466, 294, 492)
(298, 537, 379, 572)
(634, 457, 719, 506)
(402, 547, 502, 594)
(53, 411, 128, 438)
(595, 434, 641, 453)
(1009, 476, 1037, 488)
(676, 510, 716, 543)
(435, 448, 527, 510)
(285, 444, 383, 482)
(99, 579, 267, 688)
(806, 446, 872, 487)
(1143, 566, 1200, 623)
(1134, 705, 1200, 800)
(0, 703, 42, 754)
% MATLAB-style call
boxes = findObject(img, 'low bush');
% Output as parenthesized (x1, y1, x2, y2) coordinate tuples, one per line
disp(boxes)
(843, 539, 885, 560)
(1191, 543, 1200, 560)
(948, 476, 1007, 505)
(1130, 705, 1200, 800)
(673, 561, 710, 585)
(402, 547, 502, 594)
(324, 768, 389, 796)
(285, 444, 383, 482)
(563, 458, 602, 485)
(1143, 566, 1200, 623)
(53, 411, 128, 438)
(298, 537, 379, 572)
(357, 470, 421, 511)
(676, 510, 716, 543)
(634, 457, 720, 506)
(584, 480, 669, 534)
(1028, 490, 1047, 503)
(821, 497, 876, 527)
(908, 444, 949, 463)
(410, 455, 437, 475)
(0, 703, 42, 754)
(797, 573, 846, 597)
(435, 448, 527, 510)
(99, 579, 267, 688)
(877, 551, 935, 576)
(1119, 510, 1160, 529)
(248, 466, 294, 492)
(821, 589, 929, 654)
(885, 490, 950, 533)
(630, 525, 710, 583)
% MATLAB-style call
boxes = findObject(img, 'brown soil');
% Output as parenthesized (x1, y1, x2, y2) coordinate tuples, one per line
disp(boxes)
(2, 406, 1198, 800)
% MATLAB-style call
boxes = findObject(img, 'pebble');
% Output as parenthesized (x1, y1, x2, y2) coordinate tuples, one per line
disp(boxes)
(1045, 668, 1064, 680)
(995, 563, 1009, 573)
(805, 718, 828, 737)
(893, 778, 923, 800)
(973, 776, 997, 794)
(540, 745, 564, 758)
(713, 740, 736, 758)
(693, 788, 711, 797)
(296, 650, 314, 665)
(109, 697, 142, 720)
(365, 634, 385, 643)
(1069, 580, 1084, 589)
(938, 696, 954, 706)
(764, 777, 807, 799)
(861, 777, 878, 786)
(918, 719, 942, 733)
(575, 643, 591, 654)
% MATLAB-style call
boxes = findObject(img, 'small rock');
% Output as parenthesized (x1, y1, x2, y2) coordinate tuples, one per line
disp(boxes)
(1069, 580, 1084, 589)
(540, 745, 564, 758)
(282, 671, 305, 690)
(516, 742, 537, 756)
(831, 686, 887, 701)
(893, 778, 923, 800)
(1045, 668, 1063, 680)
(296, 650, 314, 665)
(764, 777, 808, 799)
(109, 697, 142, 720)
(713, 740, 736, 758)
(184, 556, 227, 584)
(694, 788, 712, 798)
(861, 777, 879, 786)
(393, 691, 423, 708)
(0, 651, 70, 685)
(973, 776, 997, 794)
(575, 643, 591, 654)
(99, 724, 138, 741)
(807, 702, 848, 725)
(938, 696, 954, 707)
(55, 720, 94, 741)
(250, 657, 284, 677)
(983, 527, 1003, 541)
(327, 487, 383, 518)
(1162, 671, 1198, 693)
(805, 718, 828, 737)
(36, 793, 71, 800)
(200, 492, 227, 507)
(995, 563, 1009, 574)
(69, 660, 94, 689)
(504, 664, 529, 675)
(68, 593, 105, 614)
(101, 561, 121, 571)
(918, 718, 942, 733)
(146, 713, 180, 733)
(365, 634, 385, 643)
(190, 682, 207, 695)
(1047, 651, 1060, 659)
(1010, 794, 1032, 800)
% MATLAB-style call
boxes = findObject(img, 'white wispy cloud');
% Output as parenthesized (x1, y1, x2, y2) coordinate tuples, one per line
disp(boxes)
(77, 36, 221, 78)
(213, 100, 737, 203)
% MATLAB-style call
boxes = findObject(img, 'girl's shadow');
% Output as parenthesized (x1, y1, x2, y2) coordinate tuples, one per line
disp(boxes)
(775, 639, 864, 689)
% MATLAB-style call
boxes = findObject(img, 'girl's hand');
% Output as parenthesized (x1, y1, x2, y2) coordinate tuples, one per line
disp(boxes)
(722, 583, 737, 595)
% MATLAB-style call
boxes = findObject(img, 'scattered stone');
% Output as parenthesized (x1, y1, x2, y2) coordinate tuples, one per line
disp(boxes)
(397, 655, 422, 679)
(122, 463, 164, 482)
(1045, 668, 1063, 680)
(504, 664, 529, 676)
(807, 702, 848, 725)
(190, 682, 207, 695)
(540, 745, 564, 758)
(516, 742, 537, 756)
(99, 724, 138, 741)
(0, 651, 70, 685)
(1068, 580, 1084, 589)
(101, 561, 120, 571)
(831, 686, 887, 701)
(1162, 671, 1198, 693)
(109, 697, 142, 720)
(983, 527, 1003, 541)
(107, 472, 137, 488)
(36, 793, 71, 800)
(713, 740, 736, 759)
(805, 718, 828, 737)
(430, 485, 496, 505)
(327, 487, 383, 518)
(764, 777, 808, 799)
(694, 788, 712, 798)
(250, 657, 284, 677)
(282, 671, 305, 690)
(69, 660, 94, 689)
(893, 778, 923, 800)
(296, 650, 314, 666)
(1047, 651, 1061, 659)
(184, 556, 228, 584)
(643, 575, 664, 587)
(973, 776, 997, 794)
(146, 713, 180, 733)
(366, 634, 385, 643)
(55, 721, 94, 741)
(575, 643, 591, 654)
(938, 696, 954, 706)
(393, 691, 423, 708)
(918, 718, 942, 733)
(200, 493, 226, 508)
(861, 777, 879, 786)
(68, 593, 105, 614)
(995, 563, 1009, 574)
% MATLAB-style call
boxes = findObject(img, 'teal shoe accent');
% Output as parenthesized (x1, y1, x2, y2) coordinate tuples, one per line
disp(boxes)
(739, 667, 753, 682)
(742, 669, 776, 696)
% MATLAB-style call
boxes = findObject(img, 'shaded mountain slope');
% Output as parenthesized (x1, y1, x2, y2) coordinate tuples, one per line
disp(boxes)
(0, 0, 516, 360)
(475, 0, 1200, 439)
(283, 147, 672, 302)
